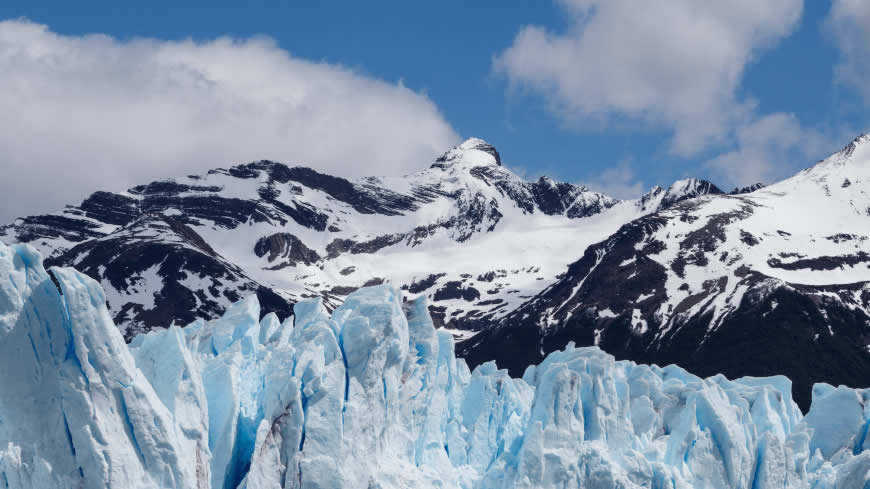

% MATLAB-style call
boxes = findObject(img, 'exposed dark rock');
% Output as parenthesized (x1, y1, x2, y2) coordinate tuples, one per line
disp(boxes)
(740, 230, 760, 246)
(406, 274, 446, 294)
(767, 252, 870, 271)
(241, 161, 420, 216)
(43, 215, 292, 341)
(730, 183, 766, 195)
(129, 181, 223, 196)
(325, 234, 405, 259)
(459, 205, 870, 412)
(328, 285, 358, 296)
(826, 234, 863, 244)
(7, 214, 105, 244)
(433, 281, 481, 302)
(254, 233, 321, 266)
(79, 191, 140, 226)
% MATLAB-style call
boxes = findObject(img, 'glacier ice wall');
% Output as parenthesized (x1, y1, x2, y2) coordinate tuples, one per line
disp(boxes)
(0, 240, 868, 489)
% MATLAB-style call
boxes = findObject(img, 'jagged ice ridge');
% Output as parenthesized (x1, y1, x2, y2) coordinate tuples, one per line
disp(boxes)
(0, 241, 869, 489)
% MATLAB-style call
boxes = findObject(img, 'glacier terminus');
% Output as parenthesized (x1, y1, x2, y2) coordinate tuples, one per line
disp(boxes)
(1, 240, 869, 488)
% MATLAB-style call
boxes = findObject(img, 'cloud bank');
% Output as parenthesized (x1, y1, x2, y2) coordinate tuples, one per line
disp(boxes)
(705, 113, 833, 188)
(493, 0, 846, 189)
(0, 20, 460, 222)
(495, 0, 804, 156)
(826, 0, 870, 103)
(583, 159, 646, 200)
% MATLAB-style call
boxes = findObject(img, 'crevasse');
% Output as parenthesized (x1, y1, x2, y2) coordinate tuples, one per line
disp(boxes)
(0, 241, 868, 489)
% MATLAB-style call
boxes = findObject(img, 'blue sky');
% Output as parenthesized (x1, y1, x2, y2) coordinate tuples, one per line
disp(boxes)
(1, 1, 869, 220)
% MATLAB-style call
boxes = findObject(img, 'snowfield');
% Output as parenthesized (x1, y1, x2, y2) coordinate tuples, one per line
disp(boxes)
(1, 241, 869, 489)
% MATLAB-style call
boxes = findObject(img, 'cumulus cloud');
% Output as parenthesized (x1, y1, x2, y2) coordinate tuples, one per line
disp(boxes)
(0, 20, 460, 222)
(705, 113, 835, 187)
(582, 158, 646, 199)
(494, 0, 803, 156)
(825, 0, 870, 103)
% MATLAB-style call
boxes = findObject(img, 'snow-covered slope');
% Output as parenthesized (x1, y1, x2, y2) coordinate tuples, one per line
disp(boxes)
(462, 135, 870, 411)
(5, 135, 869, 412)
(2, 241, 869, 489)
(1, 137, 692, 340)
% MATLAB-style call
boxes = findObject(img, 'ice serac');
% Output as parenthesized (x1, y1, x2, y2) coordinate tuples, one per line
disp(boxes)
(1, 241, 869, 489)
(432, 137, 502, 168)
(0, 242, 206, 489)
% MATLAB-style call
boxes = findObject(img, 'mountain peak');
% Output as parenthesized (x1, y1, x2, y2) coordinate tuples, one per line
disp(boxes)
(841, 133, 870, 159)
(432, 138, 502, 169)
(797, 133, 870, 179)
(637, 178, 723, 212)
(660, 178, 723, 209)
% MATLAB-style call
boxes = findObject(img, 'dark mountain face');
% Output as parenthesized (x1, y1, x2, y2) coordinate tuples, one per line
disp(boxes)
(460, 136, 870, 410)
(458, 210, 870, 411)
(41, 214, 294, 340)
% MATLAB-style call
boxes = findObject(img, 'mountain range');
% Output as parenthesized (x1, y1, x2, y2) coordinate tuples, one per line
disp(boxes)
(3, 135, 869, 409)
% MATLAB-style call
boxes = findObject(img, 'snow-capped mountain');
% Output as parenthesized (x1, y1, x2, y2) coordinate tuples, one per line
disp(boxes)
(4, 136, 866, 411)
(0, 137, 698, 340)
(1, 242, 868, 489)
(461, 135, 870, 410)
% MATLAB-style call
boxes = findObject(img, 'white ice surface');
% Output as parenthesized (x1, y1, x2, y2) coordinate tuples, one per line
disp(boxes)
(0, 241, 868, 489)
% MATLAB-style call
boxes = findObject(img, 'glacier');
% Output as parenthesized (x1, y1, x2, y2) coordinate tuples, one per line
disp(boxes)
(0, 240, 869, 489)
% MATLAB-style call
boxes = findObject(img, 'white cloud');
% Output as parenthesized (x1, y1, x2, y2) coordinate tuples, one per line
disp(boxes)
(0, 20, 460, 222)
(495, 0, 803, 156)
(825, 0, 870, 102)
(583, 158, 646, 199)
(705, 113, 834, 187)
